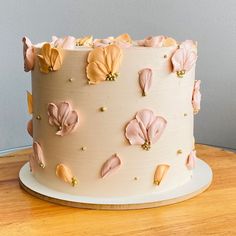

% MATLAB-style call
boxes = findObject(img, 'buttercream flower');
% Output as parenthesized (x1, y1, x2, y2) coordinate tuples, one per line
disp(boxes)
(171, 42, 197, 78)
(22, 36, 35, 72)
(86, 44, 123, 84)
(33, 141, 45, 168)
(100, 154, 121, 178)
(139, 68, 152, 96)
(37, 43, 62, 73)
(56, 163, 78, 186)
(137, 35, 165, 47)
(48, 101, 79, 136)
(76, 35, 93, 47)
(51, 35, 76, 49)
(186, 150, 197, 170)
(192, 80, 201, 114)
(93, 33, 132, 48)
(180, 40, 197, 50)
(125, 109, 167, 150)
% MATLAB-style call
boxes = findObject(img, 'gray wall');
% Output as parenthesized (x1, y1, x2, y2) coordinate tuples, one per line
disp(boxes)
(0, 0, 236, 152)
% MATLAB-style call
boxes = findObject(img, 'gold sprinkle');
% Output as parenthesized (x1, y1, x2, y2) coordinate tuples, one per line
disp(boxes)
(141, 141, 151, 151)
(164, 54, 167, 58)
(71, 177, 78, 187)
(134, 177, 138, 181)
(39, 162, 45, 168)
(177, 149, 183, 155)
(177, 45, 180, 49)
(36, 115, 41, 120)
(100, 107, 107, 112)
(81, 146, 87, 151)
(184, 113, 188, 117)
(68, 78, 73, 82)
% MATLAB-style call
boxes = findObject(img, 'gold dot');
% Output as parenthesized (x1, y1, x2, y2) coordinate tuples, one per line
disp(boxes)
(100, 107, 107, 112)
(177, 149, 183, 155)
(164, 54, 167, 58)
(184, 113, 188, 117)
(134, 177, 138, 181)
(81, 146, 87, 151)
(36, 115, 41, 120)
(68, 78, 73, 82)
(177, 45, 180, 49)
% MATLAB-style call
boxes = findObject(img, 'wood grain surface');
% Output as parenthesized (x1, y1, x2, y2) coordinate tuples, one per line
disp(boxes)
(0, 144, 235, 236)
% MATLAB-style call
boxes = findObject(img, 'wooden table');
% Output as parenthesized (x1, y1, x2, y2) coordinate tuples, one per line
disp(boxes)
(0, 144, 235, 236)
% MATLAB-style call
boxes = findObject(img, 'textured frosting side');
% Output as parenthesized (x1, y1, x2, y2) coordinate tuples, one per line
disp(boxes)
(31, 46, 195, 197)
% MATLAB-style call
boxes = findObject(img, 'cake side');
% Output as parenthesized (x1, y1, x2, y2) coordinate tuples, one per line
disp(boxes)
(28, 42, 197, 197)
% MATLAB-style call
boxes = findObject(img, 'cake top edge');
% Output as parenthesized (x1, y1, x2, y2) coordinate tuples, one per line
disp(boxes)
(23, 33, 198, 51)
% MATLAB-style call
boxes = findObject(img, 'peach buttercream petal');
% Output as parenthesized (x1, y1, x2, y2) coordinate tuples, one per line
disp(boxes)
(37, 55, 49, 73)
(86, 61, 107, 84)
(154, 164, 170, 185)
(50, 48, 62, 71)
(105, 44, 122, 73)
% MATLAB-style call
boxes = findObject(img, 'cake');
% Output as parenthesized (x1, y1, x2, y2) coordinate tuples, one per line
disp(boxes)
(22, 34, 201, 198)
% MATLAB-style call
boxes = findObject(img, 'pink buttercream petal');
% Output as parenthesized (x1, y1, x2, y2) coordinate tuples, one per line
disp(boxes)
(53, 36, 75, 49)
(139, 68, 153, 96)
(192, 80, 201, 113)
(171, 48, 185, 72)
(147, 116, 167, 144)
(33, 142, 45, 168)
(186, 150, 196, 170)
(101, 154, 121, 178)
(136, 109, 155, 130)
(61, 36, 76, 49)
(58, 102, 71, 125)
(125, 119, 146, 145)
(22, 36, 35, 72)
(181, 40, 196, 50)
(183, 51, 197, 71)
(138, 36, 165, 47)
(48, 103, 59, 126)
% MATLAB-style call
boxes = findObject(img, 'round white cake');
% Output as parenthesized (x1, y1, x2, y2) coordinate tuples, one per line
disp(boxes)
(23, 34, 201, 198)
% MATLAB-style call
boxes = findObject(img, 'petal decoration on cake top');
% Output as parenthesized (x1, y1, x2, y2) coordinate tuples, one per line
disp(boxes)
(101, 153, 122, 178)
(27, 119, 33, 138)
(171, 42, 197, 78)
(186, 150, 197, 170)
(27, 91, 33, 114)
(154, 164, 170, 185)
(180, 40, 197, 50)
(47, 102, 79, 136)
(51, 35, 76, 49)
(125, 109, 167, 150)
(56, 163, 78, 186)
(33, 141, 45, 168)
(37, 43, 62, 73)
(138, 68, 153, 96)
(192, 80, 201, 114)
(137, 35, 165, 47)
(162, 37, 178, 47)
(22, 36, 35, 72)
(76, 35, 93, 46)
(93, 33, 132, 48)
(86, 44, 123, 84)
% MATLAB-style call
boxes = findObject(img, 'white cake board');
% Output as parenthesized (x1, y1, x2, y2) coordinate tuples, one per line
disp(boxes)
(19, 158, 212, 210)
